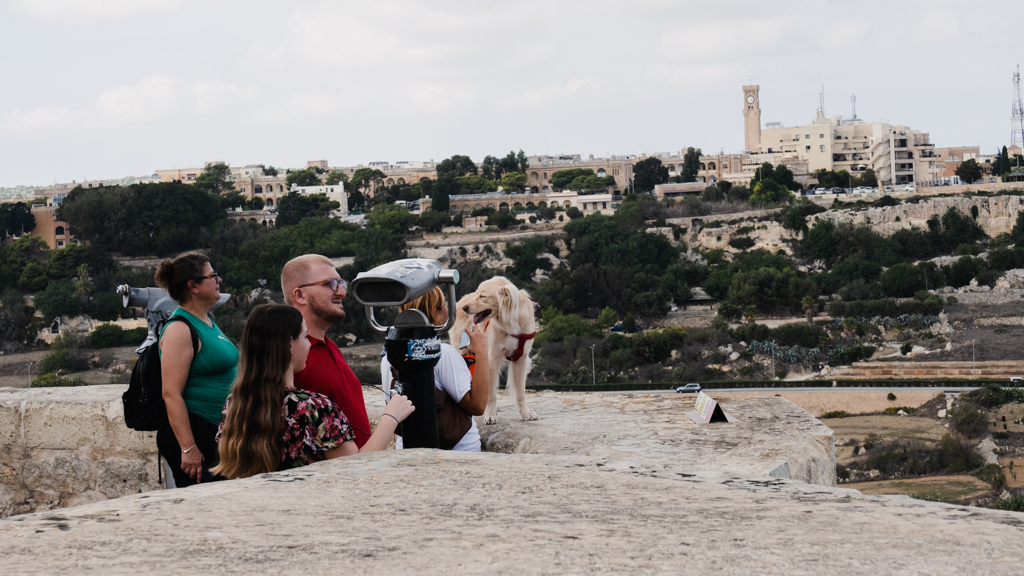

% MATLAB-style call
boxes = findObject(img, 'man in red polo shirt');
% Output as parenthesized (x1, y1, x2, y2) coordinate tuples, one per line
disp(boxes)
(282, 254, 371, 448)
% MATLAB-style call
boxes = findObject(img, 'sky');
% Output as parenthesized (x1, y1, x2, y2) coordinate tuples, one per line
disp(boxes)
(1, 0, 1020, 188)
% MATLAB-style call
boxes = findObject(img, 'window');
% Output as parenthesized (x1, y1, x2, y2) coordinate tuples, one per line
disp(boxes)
(806, 146, 811, 152)
(795, 135, 800, 141)
(805, 134, 810, 139)
(819, 134, 824, 139)
(820, 145, 825, 151)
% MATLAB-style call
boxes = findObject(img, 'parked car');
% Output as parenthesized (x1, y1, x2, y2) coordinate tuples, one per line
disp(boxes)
(675, 383, 702, 394)
(883, 186, 894, 193)
(610, 323, 624, 332)
(1010, 377, 1023, 386)
(904, 184, 915, 192)
(831, 187, 843, 194)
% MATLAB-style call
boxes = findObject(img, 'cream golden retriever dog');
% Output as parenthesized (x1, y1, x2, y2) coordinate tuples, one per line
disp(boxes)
(450, 276, 538, 423)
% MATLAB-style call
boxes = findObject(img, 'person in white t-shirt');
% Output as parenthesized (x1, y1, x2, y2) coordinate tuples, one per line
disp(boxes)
(380, 286, 490, 451)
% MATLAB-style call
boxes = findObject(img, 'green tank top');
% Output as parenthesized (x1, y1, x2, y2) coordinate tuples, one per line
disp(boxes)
(160, 308, 239, 424)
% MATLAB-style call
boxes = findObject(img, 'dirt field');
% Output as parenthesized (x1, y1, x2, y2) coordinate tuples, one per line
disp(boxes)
(823, 415, 951, 465)
(845, 475, 992, 502)
(714, 390, 943, 419)
(0, 346, 138, 388)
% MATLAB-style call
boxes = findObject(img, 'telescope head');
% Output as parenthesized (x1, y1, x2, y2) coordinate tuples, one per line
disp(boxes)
(349, 258, 459, 335)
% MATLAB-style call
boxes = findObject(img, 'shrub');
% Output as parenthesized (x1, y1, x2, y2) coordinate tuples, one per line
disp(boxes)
(994, 493, 1024, 512)
(939, 433, 984, 473)
(884, 406, 914, 414)
(31, 372, 89, 387)
(90, 323, 129, 348)
(974, 384, 1024, 408)
(728, 237, 755, 250)
(821, 411, 847, 419)
(39, 348, 89, 374)
(975, 464, 1007, 488)
(948, 401, 989, 438)
(887, 392, 897, 401)
(900, 342, 912, 355)
(863, 433, 881, 450)
(833, 345, 875, 365)
(836, 465, 850, 480)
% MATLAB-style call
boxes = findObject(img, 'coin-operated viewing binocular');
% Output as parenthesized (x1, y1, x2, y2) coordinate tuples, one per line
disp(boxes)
(350, 259, 460, 449)
(117, 285, 230, 351)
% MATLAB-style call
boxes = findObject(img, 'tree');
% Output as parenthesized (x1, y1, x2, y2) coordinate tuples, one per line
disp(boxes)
(58, 182, 224, 256)
(486, 211, 521, 230)
(258, 164, 279, 177)
(680, 147, 702, 183)
(35, 281, 80, 320)
(633, 157, 669, 192)
(855, 168, 878, 188)
(804, 219, 839, 262)
(879, 262, 924, 297)
(286, 167, 322, 189)
(431, 178, 452, 213)
(194, 163, 235, 194)
(436, 155, 478, 179)
(997, 146, 1011, 179)
(956, 159, 982, 184)
(500, 171, 527, 192)
(367, 203, 417, 236)
(220, 191, 247, 211)
(597, 307, 618, 329)
(782, 197, 827, 233)
(801, 295, 816, 325)
(325, 170, 348, 186)
(0, 202, 36, 237)
(418, 211, 450, 232)
(550, 169, 596, 191)
(701, 185, 723, 202)
(276, 192, 340, 227)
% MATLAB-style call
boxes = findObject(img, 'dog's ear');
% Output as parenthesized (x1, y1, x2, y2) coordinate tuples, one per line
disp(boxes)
(497, 284, 519, 320)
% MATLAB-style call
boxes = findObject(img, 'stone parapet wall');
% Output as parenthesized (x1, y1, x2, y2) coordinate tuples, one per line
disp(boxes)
(0, 386, 161, 518)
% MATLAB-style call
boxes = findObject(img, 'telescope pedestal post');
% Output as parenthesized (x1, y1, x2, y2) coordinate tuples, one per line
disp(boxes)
(385, 311, 440, 449)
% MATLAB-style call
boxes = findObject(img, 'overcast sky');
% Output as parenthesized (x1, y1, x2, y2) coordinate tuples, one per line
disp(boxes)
(1, 0, 1019, 187)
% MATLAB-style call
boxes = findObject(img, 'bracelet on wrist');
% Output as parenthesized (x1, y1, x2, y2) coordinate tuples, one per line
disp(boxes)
(383, 413, 400, 426)
(181, 444, 198, 454)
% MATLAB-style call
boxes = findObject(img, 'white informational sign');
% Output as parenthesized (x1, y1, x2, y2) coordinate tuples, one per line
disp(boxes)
(686, 391, 732, 424)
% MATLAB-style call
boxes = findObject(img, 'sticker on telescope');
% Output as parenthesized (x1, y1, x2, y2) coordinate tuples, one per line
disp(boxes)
(407, 337, 442, 360)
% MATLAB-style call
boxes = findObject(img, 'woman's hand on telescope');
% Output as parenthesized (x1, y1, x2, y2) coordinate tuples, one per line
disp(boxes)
(383, 393, 415, 423)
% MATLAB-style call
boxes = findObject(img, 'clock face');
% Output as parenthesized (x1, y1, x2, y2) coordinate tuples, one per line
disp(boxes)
(746, 95, 755, 104)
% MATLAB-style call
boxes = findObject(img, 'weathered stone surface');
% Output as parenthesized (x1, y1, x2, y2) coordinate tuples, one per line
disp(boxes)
(1, 388, 1023, 573)
(473, 391, 836, 485)
(0, 386, 161, 518)
(1, 451, 1023, 574)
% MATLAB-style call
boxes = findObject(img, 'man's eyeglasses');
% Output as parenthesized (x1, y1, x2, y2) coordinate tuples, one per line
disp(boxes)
(298, 278, 347, 293)
(196, 272, 221, 282)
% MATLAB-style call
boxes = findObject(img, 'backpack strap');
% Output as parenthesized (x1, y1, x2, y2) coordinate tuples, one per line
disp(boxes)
(164, 315, 200, 357)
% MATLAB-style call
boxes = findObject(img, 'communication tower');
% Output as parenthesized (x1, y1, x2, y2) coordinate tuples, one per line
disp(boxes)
(1012, 65, 1024, 150)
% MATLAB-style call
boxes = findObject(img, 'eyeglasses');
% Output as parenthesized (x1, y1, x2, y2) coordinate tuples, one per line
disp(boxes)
(298, 278, 347, 293)
(196, 272, 221, 282)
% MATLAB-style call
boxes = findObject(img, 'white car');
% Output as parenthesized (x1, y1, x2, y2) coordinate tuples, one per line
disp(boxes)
(904, 184, 915, 192)
(675, 383, 702, 394)
(884, 186, 894, 193)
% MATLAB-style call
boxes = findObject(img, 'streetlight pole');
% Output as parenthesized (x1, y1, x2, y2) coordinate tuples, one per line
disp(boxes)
(591, 344, 596, 385)
(771, 340, 776, 381)
(27, 361, 34, 388)
(972, 339, 976, 380)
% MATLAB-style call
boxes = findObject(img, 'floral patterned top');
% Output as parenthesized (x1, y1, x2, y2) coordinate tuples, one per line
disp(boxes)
(218, 387, 355, 471)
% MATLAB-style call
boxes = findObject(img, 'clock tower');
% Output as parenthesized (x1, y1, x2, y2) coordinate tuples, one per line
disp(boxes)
(743, 85, 761, 153)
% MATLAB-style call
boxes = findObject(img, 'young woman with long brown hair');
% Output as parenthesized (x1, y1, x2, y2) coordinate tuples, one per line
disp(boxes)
(214, 304, 414, 479)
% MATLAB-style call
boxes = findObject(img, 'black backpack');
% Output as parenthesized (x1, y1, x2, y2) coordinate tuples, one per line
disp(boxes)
(122, 316, 198, 432)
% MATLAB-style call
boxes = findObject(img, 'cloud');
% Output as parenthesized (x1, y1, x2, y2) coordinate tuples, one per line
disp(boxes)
(11, 0, 180, 19)
(4, 75, 257, 135)
(5, 106, 79, 134)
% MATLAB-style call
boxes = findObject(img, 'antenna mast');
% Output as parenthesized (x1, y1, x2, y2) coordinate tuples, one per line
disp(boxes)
(850, 95, 857, 121)
(1012, 65, 1024, 150)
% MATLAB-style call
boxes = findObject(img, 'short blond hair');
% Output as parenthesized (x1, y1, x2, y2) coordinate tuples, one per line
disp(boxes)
(400, 286, 446, 323)
(281, 254, 336, 306)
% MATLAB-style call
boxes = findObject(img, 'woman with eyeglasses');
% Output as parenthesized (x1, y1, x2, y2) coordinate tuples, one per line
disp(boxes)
(213, 304, 415, 478)
(154, 252, 239, 487)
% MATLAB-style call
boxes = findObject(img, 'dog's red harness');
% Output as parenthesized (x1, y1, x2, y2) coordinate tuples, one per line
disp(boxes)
(507, 332, 536, 362)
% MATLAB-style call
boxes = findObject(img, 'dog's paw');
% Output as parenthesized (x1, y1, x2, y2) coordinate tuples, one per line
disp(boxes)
(520, 410, 539, 421)
(483, 413, 498, 425)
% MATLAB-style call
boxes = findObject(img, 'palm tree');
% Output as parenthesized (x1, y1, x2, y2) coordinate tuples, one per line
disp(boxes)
(801, 296, 816, 325)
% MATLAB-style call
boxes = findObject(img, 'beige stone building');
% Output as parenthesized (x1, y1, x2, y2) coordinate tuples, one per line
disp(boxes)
(28, 205, 74, 249)
(746, 85, 943, 187)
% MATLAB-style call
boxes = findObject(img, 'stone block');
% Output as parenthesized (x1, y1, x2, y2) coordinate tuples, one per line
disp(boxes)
(0, 397, 22, 446)
(22, 454, 93, 494)
(22, 401, 109, 451)
(96, 457, 156, 498)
